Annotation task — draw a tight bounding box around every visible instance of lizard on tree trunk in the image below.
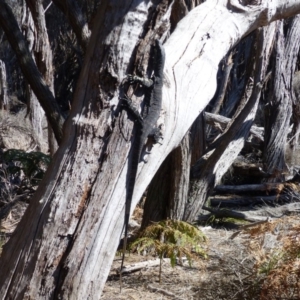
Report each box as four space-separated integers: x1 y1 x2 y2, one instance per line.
120 39 165 285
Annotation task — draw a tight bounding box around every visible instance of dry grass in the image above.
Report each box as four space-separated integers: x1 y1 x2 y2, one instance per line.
102 215 300 300
246 217 300 300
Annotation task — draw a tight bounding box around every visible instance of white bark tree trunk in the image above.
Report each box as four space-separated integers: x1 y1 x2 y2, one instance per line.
0 0 300 299
22 0 57 154
0 59 8 110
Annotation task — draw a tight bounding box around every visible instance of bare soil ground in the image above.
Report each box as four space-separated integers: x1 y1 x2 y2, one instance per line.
1 199 300 299
101 217 292 300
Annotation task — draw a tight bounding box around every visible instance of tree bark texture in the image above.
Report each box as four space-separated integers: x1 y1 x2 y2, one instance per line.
1 0 300 298
0 0 64 144
52 0 90 50
142 133 191 228
184 23 275 222
263 18 300 182
0 60 8 110
22 3 46 152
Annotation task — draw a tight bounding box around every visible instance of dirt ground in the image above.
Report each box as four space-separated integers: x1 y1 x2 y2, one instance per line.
101 221 279 300
1 198 299 299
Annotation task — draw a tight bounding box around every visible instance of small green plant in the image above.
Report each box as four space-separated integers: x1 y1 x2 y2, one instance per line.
131 219 207 283
3 149 51 185
258 251 284 276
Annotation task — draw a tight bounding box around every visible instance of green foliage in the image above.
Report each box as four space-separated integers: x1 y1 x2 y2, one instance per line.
258 251 284 276
3 149 51 185
131 220 207 269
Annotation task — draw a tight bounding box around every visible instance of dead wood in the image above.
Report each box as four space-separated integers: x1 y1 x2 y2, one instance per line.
117 258 170 274
231 159 267 178
147 284 176 297
200 202 300 226
215 183 284 194
204 112 264 141
201 206 272 222
0 1 64 143
210 195 278 207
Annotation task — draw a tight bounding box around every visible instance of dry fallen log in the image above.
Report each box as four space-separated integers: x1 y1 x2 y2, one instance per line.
200 202 300 224
201 206 272 222
210 195 278 207
215 183 284 194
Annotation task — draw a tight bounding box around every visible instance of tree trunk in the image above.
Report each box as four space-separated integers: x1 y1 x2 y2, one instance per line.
1 1 300 298
263 17 300 182
52 0 90 50
0 0 64 144
22 0 57 154
142 133 191 228
184 24 275 222
0 60 8 110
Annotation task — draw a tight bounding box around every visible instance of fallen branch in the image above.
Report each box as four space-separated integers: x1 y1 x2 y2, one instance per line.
117 258 170 274
229 219 271 239
210 195 278 207
147 284 176 297
200 202 300 225
204 112 264 141
202 206 271 222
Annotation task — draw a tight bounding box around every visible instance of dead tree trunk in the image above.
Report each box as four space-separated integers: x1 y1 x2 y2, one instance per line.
263 21 296 182
0 60 8 110
142 1 206 227
0 0 64 144
184 24 275 222
22 0 57 154
52 0 90 50
0 1 300 298
142 133 192 228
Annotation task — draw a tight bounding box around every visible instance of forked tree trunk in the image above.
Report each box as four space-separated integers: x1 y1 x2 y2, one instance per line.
0 1 300 299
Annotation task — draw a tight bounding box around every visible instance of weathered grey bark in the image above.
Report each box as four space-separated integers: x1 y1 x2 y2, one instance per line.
142 0 204 227
264 17 300 182
25 0 58 154
0 0 64 144
22 0 57 156
52 0 90 50
22 3 45 152
215 183 284 194
211 53 233 115
292 70 300 148
184 24 275 222
0 60 8 110
201 203 300 224
0 1 300 298
204 112 264 141
201 206 274 222
142 134 191 228
210 195 280 207
220 36 254 118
